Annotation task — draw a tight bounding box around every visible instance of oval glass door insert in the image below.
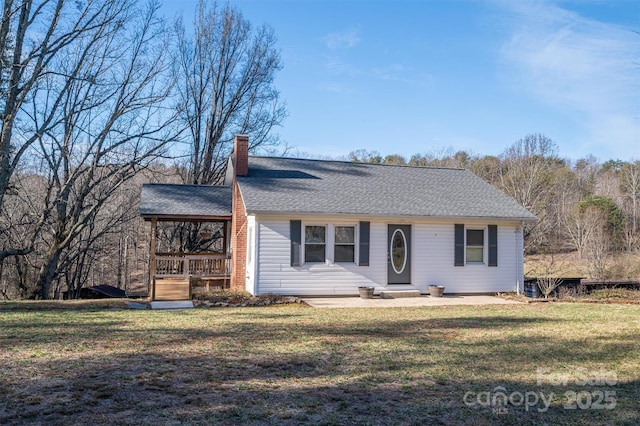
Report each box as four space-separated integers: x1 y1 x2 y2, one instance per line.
391 229 407 274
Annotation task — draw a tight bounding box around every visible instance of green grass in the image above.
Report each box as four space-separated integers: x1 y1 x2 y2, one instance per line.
1 302 638 425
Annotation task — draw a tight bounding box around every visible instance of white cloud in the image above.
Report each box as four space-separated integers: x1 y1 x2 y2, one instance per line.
372 64 435 88
497 0 640 158
323 56 362 77
318 82 356 94
322 29 361 49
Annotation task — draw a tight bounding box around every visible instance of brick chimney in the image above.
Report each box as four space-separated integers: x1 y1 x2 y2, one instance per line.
231 134 249 291
234 135 249 177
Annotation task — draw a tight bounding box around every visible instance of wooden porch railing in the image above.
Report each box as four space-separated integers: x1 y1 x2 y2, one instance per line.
155 253 231 279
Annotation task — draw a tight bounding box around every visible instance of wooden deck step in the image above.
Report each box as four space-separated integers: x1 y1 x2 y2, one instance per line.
379 290 421 299
154 277 190 301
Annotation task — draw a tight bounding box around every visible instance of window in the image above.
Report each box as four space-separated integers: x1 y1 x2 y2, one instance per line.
334 226 355 262
390 228 407 273
305 225 326 262
466 229 484 263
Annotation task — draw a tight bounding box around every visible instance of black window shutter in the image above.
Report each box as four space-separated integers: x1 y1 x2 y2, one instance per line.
359 221 370 266
454 224 464 266
488 225 498 267
290 220 302 266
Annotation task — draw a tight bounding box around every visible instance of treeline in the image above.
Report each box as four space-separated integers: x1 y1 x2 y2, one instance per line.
349 133 639 279
1 2 636 300
0 1 284 299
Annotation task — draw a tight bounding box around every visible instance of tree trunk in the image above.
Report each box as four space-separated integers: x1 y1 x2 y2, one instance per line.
36 246 62 300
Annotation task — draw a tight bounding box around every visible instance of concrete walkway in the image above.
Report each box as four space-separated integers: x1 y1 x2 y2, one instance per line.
302 295 521 308
149 301 194 310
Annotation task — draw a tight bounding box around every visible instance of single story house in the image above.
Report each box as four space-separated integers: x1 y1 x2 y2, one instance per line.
140 135 536 300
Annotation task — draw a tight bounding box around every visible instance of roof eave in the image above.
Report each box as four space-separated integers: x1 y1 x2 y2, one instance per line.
141 213 232 222
245 209 537 223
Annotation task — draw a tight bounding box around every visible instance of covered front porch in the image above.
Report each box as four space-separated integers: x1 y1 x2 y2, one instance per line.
140 184 233 301
152 249 231 301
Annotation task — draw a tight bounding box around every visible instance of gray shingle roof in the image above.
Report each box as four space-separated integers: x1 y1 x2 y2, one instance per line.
237 157 536 220
139 184 232 219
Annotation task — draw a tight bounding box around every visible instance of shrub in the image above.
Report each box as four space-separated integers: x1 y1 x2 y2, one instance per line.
537 277 562 299
192 289 252 304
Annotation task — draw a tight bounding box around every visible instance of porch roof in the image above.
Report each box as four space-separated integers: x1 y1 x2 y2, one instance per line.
139 183 232 221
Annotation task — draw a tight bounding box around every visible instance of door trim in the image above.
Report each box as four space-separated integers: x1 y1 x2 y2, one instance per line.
387 224 411 284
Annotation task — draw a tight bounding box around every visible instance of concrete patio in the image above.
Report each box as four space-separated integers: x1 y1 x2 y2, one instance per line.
302 295 522 308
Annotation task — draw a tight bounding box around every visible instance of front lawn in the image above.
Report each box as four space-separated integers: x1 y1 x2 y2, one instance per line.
0 302 638 425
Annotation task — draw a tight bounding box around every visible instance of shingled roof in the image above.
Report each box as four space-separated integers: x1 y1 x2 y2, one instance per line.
237 156 536 221
139 184 232 220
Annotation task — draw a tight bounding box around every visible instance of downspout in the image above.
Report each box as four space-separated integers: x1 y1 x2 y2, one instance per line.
516 220 524 295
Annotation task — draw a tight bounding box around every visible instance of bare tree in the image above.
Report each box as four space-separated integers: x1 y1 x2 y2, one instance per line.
0 0 133 262
498 134 563 252
596 168 622 200
169 1 286 254
550 166 581 251
382 154 406 165
349 149 382 164
21 0 176 298
537 276 562 299
0 172 48 297
408 148 475 169
583 206 611 279
573 155 599 196
469 155 502 186
499 134 560 213
563 204 597 259
173 1 286 185
619 161 640 251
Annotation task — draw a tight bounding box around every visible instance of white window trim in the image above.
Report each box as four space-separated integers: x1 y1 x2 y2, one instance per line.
303 223 328 264
301 223 358 265
333 224 358 264
465 226 487 265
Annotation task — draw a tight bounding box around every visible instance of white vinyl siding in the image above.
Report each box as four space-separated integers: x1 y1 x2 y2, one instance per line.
256 220 384 295
412 222 518 293
253 217 523 296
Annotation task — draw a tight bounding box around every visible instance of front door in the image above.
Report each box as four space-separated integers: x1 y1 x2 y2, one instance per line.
387 224 411 284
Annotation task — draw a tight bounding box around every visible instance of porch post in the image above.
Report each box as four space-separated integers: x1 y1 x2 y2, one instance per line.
224 220 231 257
224 220 231 287
149 218 157 300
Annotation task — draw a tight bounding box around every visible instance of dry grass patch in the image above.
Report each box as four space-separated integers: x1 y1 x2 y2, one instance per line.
525 252 588 278
0 298 132 311
0 303 638 425
526 251 640 280
582 288 640 304
192 290 305 307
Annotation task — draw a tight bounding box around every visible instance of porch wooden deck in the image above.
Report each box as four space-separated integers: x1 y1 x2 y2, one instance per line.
153 254 231 300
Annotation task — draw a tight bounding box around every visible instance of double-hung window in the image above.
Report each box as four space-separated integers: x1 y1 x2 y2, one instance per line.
304 225 326 262
334 226 355 262
455 224 497 267
466 229 484 263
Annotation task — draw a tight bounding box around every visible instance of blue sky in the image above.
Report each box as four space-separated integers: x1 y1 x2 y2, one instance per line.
162 0 640 162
